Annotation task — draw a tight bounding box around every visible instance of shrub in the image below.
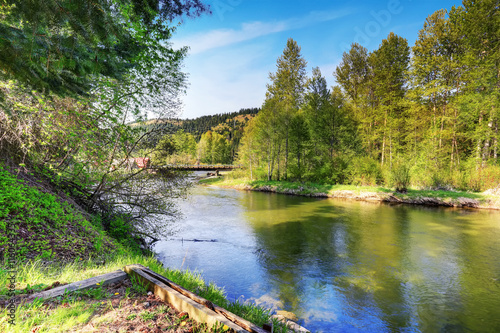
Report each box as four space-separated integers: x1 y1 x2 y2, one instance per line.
467 164 500 192
347 156 383 186
390 163 411 193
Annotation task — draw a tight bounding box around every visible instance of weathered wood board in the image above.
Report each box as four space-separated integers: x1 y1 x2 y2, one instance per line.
271 314 310 333
26 269 127 302
124 264 250 332
134 264 269 333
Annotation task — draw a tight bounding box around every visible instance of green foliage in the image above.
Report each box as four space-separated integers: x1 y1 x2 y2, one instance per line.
153 135 177 165
197 131 231 164
0 0 208 96
458 162 500 192
0 164 162 263
390 163 412 193
347 156 384 186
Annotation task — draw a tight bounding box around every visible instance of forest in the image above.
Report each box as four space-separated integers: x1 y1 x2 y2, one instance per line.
234 1 500 192
135 108 258 164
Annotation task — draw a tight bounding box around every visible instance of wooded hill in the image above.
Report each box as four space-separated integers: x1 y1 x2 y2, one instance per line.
133 108 258 140
129 108 259 165
133 107 259 154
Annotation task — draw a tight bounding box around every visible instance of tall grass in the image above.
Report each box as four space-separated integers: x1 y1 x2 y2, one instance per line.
0 254 281 332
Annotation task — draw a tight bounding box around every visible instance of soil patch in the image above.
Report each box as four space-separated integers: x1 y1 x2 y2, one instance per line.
10 278 214 333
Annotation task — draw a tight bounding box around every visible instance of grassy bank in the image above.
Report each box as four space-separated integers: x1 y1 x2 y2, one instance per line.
1 255 284 332
200 177 500 210
0 165 289 332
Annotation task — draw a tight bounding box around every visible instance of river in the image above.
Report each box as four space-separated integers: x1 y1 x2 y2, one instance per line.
153 185 500 332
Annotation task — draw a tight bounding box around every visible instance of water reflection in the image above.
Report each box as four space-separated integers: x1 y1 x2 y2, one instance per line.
240 192 500 332
156 187 500 332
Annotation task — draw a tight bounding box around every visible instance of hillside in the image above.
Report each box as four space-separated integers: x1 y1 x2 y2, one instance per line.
0 164 138 262
131 107 259 144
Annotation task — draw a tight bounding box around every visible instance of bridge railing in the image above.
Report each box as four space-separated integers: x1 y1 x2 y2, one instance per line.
152 164 242 169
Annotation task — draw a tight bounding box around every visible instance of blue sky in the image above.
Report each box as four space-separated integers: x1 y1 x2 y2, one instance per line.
170 0 463 119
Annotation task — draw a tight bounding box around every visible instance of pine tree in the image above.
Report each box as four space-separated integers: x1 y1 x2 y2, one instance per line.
265 38 307 179
369 32 410 167
0 0 208 96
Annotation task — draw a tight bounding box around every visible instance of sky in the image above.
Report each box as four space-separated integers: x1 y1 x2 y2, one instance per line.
169 0 463 119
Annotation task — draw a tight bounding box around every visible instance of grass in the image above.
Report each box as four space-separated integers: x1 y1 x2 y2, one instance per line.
0 165 123 262
400 188 482 200
0 164 291 332
200 176 490 206
0 254 287 332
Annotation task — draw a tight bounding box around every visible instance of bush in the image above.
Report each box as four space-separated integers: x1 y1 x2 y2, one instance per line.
390 163 411 193
347 156 383 186
466 164 500 192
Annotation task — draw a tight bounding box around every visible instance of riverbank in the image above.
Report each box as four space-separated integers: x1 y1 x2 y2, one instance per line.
0 165 289 332
199 177 500 210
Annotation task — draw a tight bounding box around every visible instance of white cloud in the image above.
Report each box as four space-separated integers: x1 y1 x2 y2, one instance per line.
172 9 352 55
178 42 273 118
171 9 353 118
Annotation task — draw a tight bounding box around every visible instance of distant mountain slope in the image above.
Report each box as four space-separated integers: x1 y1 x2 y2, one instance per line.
131 107 259 145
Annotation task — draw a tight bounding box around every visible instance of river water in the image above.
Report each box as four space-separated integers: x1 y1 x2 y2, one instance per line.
154 185 500 332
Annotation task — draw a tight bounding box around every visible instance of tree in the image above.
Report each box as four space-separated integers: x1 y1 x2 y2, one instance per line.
265 38 308 179
0 0 208 96
334 43 375 154
197 131 230 164
369 32 410 167
0 0 209 242
452 0 500 168
334 43 370 109
410 9 461 170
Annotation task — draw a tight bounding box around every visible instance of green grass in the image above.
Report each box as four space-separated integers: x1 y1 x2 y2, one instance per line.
0 164 289 332
0 165 124 261
4 299 96 333
0 254 285 332
397 188 482 200
200 176 490 205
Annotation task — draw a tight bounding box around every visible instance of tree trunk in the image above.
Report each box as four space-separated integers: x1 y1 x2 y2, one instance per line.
389 133 393 169
297 149 301 181
482 109 494 167
381 111 387 166
267 141 273 181
494 120 498 160
450 107 458 172
249 145 253 180
476 110 484 170
284 131 288 180
276 142 281 181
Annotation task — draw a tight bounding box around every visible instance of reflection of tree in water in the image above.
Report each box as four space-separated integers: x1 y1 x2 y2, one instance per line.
240 191 500 331
246 193 415 329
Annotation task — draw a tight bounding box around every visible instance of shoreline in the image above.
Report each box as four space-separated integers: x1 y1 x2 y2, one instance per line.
200 177 500 211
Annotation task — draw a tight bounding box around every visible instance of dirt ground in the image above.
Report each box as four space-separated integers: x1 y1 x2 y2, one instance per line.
18 278 218 333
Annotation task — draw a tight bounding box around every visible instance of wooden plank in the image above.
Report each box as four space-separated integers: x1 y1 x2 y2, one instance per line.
271 315 310 333
26 269 127 302
124 264 248 333
134 264 269 333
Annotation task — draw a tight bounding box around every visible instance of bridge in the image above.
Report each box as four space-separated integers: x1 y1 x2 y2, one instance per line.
151 164 242 171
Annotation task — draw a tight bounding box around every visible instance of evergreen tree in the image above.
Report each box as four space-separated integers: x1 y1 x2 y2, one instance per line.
369 32 410 167
0 0 208 96
265 38 308 179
